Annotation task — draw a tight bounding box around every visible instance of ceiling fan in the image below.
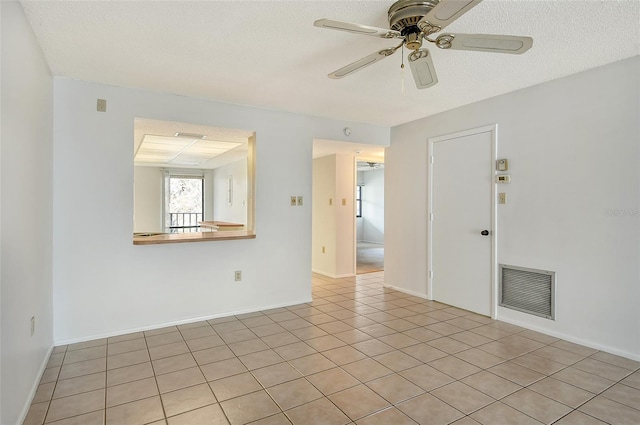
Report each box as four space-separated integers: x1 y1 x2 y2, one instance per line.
314 0 533 89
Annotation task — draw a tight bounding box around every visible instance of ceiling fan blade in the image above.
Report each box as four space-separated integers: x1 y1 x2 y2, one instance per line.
314 19 401 39
438 33 533 54
418 0 483 34
328 47 399 79
408 49 438 89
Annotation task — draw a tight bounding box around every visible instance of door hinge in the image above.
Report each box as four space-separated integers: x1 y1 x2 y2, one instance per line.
428 270 433 279
430 155 434 164
429 213 434 221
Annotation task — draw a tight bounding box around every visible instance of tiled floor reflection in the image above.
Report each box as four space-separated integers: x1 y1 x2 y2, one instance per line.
24 272 640 424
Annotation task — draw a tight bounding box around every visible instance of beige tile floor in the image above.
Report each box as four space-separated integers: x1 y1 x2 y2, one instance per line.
23 272 640 425
356 243 384 275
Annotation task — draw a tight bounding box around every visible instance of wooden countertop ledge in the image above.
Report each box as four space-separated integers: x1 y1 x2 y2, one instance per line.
133 230 255 245
199 220 244 228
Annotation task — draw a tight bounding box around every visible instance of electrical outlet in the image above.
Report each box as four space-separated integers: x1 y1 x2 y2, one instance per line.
499 193 507 204
31 316 35 336
234 270 242 282
96 99 107 112
290 196 297 206
297 196 303 206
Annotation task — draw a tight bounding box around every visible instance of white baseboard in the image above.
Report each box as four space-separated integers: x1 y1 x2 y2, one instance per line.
361 240 384 245
54 298 312 346
312 269 355 279
385 284 639 361
383 283 429 300
18 344 55 425
497 315 640 362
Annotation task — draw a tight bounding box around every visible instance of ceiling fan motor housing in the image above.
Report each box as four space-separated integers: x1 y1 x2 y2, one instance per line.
388 0 440 49
388 0 439 31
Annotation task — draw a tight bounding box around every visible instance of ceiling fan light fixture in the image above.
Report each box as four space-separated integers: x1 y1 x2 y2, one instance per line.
405 31 423 50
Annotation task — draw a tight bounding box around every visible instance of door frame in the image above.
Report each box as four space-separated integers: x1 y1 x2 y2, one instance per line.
427 124 498 319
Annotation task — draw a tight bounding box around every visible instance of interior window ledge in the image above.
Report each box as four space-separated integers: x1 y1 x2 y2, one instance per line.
133 231 255 245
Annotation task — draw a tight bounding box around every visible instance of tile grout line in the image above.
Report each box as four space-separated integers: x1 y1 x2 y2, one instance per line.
27 272 640 425
176 322 233 425
103 343 107 425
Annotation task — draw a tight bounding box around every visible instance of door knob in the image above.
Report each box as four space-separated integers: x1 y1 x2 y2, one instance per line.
481 230 490 236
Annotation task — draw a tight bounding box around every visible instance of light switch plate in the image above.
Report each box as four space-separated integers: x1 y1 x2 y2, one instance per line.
297 196 303 206
499 193 507 204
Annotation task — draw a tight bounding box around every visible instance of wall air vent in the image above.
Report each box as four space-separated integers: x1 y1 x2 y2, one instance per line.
499 264 555 320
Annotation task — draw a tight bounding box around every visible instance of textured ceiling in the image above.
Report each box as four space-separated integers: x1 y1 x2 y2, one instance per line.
21 0 640 127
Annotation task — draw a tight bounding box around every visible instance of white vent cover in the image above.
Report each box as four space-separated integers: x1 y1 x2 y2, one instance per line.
499 264 555 320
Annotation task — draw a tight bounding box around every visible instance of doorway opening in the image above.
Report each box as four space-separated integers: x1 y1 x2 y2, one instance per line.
356 161 385 274
311 139 386 278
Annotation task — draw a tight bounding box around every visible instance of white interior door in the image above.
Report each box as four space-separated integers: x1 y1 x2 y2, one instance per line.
429 127 495 316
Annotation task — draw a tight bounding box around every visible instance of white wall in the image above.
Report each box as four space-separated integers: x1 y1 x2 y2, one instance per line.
356 171 364 241
133 166 163 233
204 170 214 221
213 158 247 224
361 168 384 244
1 2 54 424
386 57 640 360
356 218 364 242
312 154 356 277
53 78 389 343
334 154 356 276
312 156 336 276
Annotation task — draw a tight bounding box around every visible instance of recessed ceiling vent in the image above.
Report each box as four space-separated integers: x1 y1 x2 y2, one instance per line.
499 264 555 320
174 132 206 139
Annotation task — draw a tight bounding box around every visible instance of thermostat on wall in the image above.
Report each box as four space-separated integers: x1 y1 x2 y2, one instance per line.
496 175 511 183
